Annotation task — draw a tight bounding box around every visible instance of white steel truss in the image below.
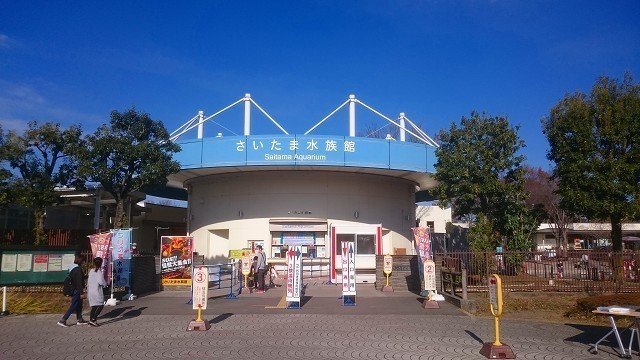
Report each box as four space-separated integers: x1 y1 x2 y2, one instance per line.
170 94 438 147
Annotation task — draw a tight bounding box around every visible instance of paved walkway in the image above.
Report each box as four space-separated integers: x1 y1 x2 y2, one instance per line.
0 284 633 359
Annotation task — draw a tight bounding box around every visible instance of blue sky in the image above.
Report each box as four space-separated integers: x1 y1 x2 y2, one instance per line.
1 1 639 169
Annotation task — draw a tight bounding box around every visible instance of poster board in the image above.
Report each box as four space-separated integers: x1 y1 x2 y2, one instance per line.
0 250 76 285
161 236 193 286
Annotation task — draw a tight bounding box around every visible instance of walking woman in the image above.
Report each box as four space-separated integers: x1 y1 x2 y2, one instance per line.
87 257 107 326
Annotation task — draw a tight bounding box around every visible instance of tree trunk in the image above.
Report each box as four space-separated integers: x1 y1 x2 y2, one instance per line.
611 215 624 281
611 216 623 252
560 226 568 258
114 199 125 229
33 208 47 245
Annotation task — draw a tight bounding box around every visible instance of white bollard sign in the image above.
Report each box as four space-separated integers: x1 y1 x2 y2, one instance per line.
423 259 437 292
342 241 356 296
192 266 209 310
286 246 302 303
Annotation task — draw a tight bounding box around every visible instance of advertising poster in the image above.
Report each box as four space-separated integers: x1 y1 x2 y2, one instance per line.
17 254 32 271
33 255 48 272
113 259 131 287
111 229 132 260
161 236 193 286
1 254 17 272
89 232 113 283
47 254 63 272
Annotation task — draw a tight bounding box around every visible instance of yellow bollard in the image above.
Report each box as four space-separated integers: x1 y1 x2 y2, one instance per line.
480 274 514 358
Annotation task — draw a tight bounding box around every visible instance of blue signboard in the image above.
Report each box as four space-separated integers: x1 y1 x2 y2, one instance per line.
174 135 435 174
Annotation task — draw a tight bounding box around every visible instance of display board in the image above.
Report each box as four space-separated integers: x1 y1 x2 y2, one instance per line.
0 250 76 285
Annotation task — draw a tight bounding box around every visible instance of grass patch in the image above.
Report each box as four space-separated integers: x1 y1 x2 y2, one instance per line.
470 291 640 325
7 292 69 314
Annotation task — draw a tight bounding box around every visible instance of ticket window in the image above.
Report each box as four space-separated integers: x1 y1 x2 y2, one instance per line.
335 234 376 255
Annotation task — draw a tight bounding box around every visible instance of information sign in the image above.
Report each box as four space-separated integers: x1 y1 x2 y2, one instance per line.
241 255 251 276
423 259 437 291
192 266 209 310
33 255 48 272
488 274 503 316
286 245 302 303
47 254 63 272
341 241 356 296
1 254 17 272
16 254 32 271
383 255 393 275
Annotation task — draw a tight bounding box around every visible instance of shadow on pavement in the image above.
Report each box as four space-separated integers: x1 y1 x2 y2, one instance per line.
300 296 313 307
564 323 625 358
465 330 485 345
209 313 233 324
98 306 148 325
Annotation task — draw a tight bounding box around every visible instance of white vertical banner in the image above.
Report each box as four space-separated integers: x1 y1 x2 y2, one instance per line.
342 241 356 296
286 246 302 303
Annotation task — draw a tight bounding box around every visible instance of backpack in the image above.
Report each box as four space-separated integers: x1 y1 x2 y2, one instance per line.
62 271 74 296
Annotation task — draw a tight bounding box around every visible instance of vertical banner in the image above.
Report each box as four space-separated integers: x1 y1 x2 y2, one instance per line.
341 241 356 296
111 229 132 288
412 227 432 261
111 229 132 260
412 227 432 292
113 259 131 287
89 232 113 283
423 259 437 291
161 236 193 286
286 245 302 303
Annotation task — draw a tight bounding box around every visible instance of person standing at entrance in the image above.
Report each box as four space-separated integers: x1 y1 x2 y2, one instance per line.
87 257 107 326
255 245 267 293
58 254 88 327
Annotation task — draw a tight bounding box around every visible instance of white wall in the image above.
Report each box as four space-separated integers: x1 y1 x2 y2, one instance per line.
186 171 417 260
416 204 451 233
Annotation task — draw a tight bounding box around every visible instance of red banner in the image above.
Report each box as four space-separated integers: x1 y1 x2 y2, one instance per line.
161 236 193 286
88 232 112 283
412 227 432 261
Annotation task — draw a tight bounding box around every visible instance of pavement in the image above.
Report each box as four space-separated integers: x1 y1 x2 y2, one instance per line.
0 282 634 359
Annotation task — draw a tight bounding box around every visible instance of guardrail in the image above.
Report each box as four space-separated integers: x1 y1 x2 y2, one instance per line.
199 261 242 299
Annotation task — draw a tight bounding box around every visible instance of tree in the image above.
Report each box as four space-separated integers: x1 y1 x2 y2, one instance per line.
77 108 181 229
524 167 572 255
433 111 537 251
0 122 83 244
542 74 640 252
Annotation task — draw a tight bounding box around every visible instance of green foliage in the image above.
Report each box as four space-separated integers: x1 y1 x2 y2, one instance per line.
543 74 640 251
468 214 498 251
77 108 180 228
0 122 83 244
434 112 539 253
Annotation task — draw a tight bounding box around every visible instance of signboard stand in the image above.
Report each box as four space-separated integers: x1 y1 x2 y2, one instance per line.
241 255 251 292
480 274 515 359
421 259 439 309
341 242 356 306
187 266 210 331
382 254 393 292
286 246 303 309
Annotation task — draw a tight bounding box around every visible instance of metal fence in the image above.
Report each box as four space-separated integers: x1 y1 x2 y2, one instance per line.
436 250 640 293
